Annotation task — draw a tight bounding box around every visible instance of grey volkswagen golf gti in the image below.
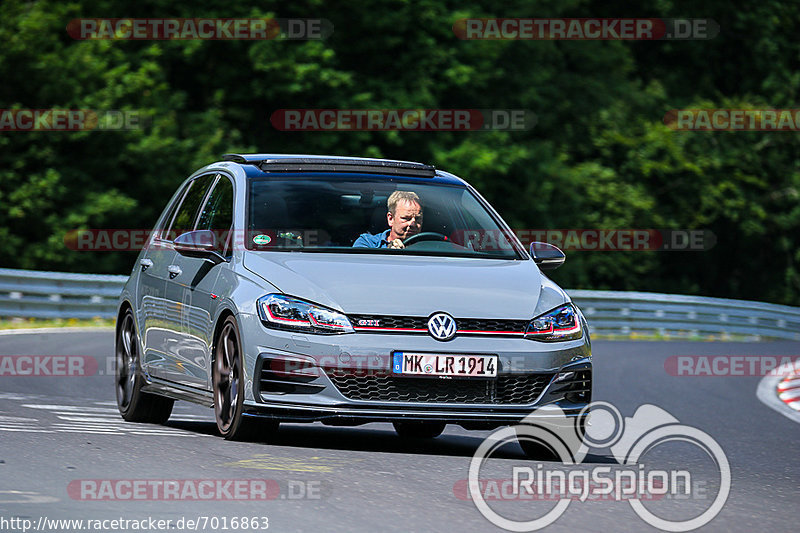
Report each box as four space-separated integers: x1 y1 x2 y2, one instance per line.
115 154 592 454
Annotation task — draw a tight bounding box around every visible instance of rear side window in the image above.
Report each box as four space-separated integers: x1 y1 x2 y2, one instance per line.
166 174 217 240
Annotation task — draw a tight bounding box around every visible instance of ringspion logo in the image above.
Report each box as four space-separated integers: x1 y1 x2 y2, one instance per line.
468 402 730 531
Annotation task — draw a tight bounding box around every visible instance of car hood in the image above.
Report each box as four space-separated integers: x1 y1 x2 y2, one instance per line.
243 252 545 318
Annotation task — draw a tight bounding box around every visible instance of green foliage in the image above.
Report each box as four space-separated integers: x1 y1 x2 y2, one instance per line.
0 0 798 305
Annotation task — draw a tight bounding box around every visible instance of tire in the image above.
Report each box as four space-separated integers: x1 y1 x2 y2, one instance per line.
213 316 278 440
116 309 174 423
393 421 446 439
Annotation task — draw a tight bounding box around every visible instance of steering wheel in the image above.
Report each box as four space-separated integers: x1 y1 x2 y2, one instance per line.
402 232 449 246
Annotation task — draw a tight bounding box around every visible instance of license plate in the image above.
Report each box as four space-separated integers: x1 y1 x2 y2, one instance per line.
392 352 497 377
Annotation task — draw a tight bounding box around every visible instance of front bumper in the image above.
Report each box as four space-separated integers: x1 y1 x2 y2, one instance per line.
242 400 587 428
245 358 591 427
239 312 592 426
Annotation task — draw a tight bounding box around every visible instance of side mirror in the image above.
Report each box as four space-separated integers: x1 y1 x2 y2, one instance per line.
530 242 565 270
173 230 226 264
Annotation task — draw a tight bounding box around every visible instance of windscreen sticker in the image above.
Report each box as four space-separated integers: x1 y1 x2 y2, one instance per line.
253 234 271 245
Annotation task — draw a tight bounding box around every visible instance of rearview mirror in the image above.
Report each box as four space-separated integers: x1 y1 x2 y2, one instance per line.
173 230 226 264
529 242 565 270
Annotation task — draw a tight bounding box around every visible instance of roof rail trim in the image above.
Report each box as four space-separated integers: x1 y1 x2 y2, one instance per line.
221 154 436 177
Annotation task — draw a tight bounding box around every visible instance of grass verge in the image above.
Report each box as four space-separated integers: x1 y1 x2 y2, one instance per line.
0 317 115 330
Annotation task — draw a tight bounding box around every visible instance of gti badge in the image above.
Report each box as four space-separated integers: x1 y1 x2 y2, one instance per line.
427 312 457 341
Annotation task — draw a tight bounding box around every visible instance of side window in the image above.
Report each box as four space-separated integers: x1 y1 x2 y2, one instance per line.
196 176 234 254
155 183 191 239
166 174 217 240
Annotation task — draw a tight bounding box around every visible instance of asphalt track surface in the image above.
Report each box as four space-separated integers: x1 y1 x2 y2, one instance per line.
0 331 798 532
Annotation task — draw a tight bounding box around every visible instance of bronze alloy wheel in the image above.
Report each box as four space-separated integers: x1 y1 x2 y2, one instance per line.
116 312 137 411
212 315 277 440
213 318 242 435
115 309 173 423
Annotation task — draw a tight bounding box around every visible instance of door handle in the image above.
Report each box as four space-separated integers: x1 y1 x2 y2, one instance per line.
168 265 182 279
139 258 153 272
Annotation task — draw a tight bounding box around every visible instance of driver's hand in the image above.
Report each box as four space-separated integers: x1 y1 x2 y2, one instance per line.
388 238 405 250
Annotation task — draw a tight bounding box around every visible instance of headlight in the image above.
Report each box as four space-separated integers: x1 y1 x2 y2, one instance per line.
525 304 582 342
257 294 354 334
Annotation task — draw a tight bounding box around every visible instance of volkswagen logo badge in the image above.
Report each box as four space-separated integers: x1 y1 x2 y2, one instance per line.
427 312 457 341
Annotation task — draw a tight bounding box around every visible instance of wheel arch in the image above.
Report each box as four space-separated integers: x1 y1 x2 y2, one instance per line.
116 300 134 337
211 307 238 364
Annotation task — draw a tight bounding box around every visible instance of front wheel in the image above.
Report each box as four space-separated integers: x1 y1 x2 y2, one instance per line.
115 309 173 423
213 316 277 440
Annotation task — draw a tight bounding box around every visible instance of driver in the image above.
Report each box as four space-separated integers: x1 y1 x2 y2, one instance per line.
353 191 422 249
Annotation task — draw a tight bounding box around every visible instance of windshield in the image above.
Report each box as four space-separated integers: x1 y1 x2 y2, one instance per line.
246 176 523 259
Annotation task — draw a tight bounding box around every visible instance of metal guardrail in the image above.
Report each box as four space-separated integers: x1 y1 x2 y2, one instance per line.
1 268 798 340
0 268 125 320
568 290 800 341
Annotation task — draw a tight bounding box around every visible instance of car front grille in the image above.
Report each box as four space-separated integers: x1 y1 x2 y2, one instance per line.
348 314 529 336
326 371 554 405
349 315 427 330
457 318 530 334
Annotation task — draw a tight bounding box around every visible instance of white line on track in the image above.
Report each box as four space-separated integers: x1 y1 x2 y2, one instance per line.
5 401 204 437
21 404 120 412
0 427 42 431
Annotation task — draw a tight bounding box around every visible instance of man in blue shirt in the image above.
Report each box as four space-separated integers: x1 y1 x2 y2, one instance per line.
353 191 423 249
